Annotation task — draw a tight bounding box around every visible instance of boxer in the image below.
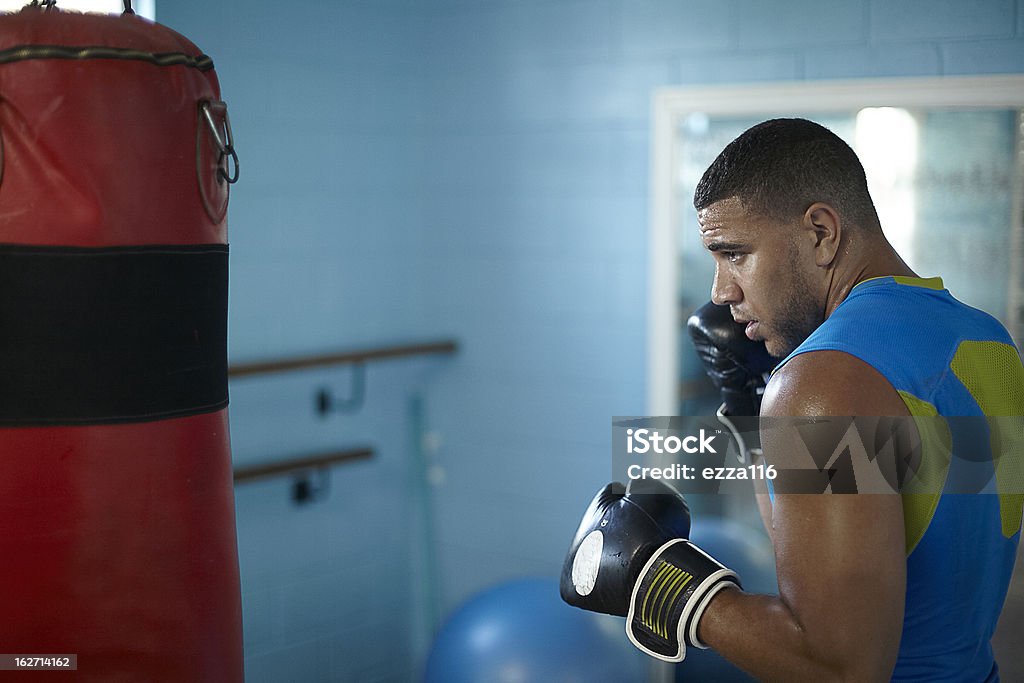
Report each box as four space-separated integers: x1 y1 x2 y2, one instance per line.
563 118 1022 681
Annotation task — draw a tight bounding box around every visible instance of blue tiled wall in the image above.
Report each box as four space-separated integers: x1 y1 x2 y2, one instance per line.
159 1 1024 680
161 2 436 681
418 0 1024 623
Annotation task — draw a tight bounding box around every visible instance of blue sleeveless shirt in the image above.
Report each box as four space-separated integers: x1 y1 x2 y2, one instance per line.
775 276 1023 682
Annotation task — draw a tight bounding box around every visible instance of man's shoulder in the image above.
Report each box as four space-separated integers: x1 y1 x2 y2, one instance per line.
763 350 910 418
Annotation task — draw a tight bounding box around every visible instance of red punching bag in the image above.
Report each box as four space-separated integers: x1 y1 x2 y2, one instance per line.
0 4 243 681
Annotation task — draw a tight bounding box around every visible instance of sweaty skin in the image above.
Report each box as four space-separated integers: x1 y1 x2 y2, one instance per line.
695 196 917 682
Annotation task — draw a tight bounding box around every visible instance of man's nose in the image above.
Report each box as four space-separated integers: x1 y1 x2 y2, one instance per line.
710 264 741 306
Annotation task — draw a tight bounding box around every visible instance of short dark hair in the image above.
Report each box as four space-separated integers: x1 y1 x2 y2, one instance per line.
693 118 881 231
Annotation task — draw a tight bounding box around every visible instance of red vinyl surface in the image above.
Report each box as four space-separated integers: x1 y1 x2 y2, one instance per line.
0 8 242 681
0 8 229 246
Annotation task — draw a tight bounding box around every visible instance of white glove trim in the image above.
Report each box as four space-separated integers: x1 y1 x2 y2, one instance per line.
625 538 739 662
716 402 763 465
688 571 739 649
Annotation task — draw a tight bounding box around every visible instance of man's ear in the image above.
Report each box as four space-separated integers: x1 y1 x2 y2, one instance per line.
802 202 841 267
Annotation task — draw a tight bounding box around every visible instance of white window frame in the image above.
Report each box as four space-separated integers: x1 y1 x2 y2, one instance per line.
647 75 1024 415
0 1 154 20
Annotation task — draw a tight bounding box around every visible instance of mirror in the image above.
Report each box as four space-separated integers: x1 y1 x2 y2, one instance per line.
648 76 1024 416
645 76 1024 682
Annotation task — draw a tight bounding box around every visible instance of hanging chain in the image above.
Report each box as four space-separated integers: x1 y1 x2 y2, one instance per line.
29 1 135 14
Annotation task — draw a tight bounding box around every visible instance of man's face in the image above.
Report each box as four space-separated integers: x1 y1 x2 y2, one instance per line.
697 197 823 358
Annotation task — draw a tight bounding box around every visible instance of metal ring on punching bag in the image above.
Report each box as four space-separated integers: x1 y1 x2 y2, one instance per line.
197 99 237 224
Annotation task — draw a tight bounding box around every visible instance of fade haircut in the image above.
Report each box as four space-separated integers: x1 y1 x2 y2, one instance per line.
693 118 881 231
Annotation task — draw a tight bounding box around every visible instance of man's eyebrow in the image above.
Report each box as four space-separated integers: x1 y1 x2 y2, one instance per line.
704 241 745 252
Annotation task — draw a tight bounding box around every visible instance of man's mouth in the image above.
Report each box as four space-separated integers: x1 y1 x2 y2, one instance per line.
733 314 759 340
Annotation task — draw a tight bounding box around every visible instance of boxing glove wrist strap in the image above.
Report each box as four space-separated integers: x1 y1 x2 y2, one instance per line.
626 539 740 662
720 385 761 418
716 403 763 465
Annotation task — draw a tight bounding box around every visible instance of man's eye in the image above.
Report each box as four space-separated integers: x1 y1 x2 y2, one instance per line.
723 251 743 263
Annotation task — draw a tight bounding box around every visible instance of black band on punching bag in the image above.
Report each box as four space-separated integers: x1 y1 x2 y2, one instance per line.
0 244 228 426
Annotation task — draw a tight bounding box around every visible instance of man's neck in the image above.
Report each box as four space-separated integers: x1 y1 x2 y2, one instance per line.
823 246 917 319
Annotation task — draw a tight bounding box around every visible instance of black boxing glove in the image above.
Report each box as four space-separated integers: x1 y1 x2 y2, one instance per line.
687 301 776 463
560 479 740 662
687 300 775 416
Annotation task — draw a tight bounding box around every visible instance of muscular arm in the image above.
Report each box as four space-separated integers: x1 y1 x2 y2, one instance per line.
751 459 775 542
698 351 908 682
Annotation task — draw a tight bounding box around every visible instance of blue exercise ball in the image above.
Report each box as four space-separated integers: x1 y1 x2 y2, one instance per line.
424 578 647 682
676 516 777 682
